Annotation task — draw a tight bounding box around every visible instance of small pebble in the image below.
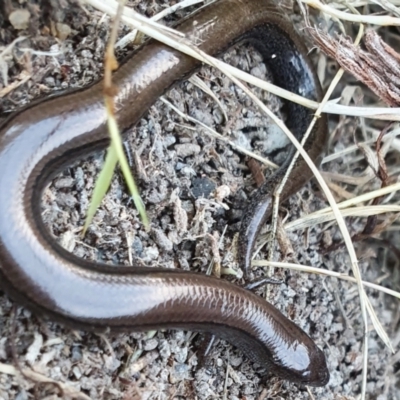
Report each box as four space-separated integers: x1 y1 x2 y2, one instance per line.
191 177 216 199
142 246 159 262
229 355 242 367
56 22 71 40
143 338 158 351
9 9 30 30
163 135 176 146
56 193 77 208
44 77 56 87
14 390 28 400
54 177 74 189
152 228 173 252
131 236 143 256
71 345 83 362
72 365 82 379
158 340 171 359
180 166 196 177
169 363 189 383
80 49 93 59
175 143 200 158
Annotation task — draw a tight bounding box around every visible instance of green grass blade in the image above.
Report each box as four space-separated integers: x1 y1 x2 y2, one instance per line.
107 107 149 230
83 144 118 235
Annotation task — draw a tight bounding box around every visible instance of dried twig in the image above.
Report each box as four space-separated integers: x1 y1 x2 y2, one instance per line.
310 28 400 106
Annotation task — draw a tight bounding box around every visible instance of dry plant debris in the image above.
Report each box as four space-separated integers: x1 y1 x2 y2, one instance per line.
310 28 400 106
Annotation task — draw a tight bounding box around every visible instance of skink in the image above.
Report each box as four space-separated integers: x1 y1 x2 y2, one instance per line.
0 0 329 386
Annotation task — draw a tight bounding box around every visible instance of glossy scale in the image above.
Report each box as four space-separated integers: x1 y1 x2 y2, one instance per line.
0 0 329 386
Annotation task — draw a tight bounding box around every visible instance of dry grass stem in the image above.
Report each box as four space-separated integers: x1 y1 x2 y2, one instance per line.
285 205 400 231
252 260 400 305
302 0 400 25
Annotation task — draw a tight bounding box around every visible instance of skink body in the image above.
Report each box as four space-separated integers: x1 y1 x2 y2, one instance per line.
0 0 329 386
